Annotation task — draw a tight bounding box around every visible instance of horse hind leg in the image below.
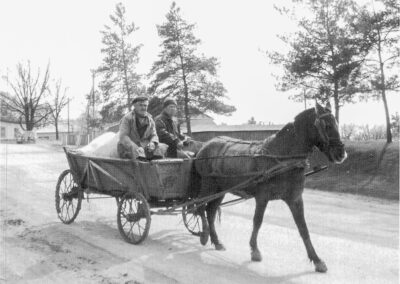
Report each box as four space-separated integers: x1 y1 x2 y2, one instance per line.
285 196 328 273
197 177 214 246
250 198 268 262
206 196 225 250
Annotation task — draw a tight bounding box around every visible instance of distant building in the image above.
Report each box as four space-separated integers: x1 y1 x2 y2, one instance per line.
187 124 284 142
0 118 23 142
179 114 283 141
184 114 216 128
36 123 70 140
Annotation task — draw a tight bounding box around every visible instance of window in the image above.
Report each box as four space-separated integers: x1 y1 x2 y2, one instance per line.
1 127 5 138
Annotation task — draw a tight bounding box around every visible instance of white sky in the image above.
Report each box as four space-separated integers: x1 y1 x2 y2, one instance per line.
0 0 398 126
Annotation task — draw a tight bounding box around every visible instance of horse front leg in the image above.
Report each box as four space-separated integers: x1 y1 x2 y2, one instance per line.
250 198 268 261
198 205 210 245
206 196 225 250
285 196 327 273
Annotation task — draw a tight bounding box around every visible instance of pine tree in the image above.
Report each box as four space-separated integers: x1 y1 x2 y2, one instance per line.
148 2 235 135
269 0 372 122
97 2 143 123
359 0 399 143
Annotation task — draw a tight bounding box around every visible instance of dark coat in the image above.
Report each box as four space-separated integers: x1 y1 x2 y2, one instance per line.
155 111 185 157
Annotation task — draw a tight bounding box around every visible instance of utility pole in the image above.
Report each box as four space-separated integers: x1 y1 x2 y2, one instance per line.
91 70 95 119
67 98 70 135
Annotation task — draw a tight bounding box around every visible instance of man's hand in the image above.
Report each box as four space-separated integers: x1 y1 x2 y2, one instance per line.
182 136 191 147
177 140 184 150
136 147 146 158
146 142 156 152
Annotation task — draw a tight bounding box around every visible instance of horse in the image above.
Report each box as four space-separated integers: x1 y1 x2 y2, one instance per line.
194 103 347 273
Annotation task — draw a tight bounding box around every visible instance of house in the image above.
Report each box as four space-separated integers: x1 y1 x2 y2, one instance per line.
187 124 284 142
184 113 216 128
0 118 23 142
180 114 283 141
36 122 70 140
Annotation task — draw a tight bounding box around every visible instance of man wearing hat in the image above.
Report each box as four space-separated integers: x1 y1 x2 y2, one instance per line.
155 98 190 158
118 96 163 160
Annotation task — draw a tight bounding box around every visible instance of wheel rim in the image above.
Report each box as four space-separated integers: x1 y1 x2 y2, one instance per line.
56 170 82 224
183 205 202 236
118 193 150 244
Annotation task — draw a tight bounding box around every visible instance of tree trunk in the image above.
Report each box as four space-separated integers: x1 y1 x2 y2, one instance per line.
381 85 392 143
333 81 340 123
55 118 59 140
377 32 392 143
28 101 35 131
121 36 132 111
177 35 191 136
183 79 191 136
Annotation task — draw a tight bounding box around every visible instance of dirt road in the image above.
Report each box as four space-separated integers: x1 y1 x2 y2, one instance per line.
0 144 398 283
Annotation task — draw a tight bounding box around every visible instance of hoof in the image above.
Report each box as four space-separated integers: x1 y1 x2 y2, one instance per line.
314 260 328 273
214 243 226 251
200 231 209 246
251 250 262 262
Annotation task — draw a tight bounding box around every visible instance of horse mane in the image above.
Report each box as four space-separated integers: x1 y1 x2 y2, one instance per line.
294 108 316 124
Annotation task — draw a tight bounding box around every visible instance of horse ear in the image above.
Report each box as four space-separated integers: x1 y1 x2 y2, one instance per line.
325 101 332 112
315 102 324 115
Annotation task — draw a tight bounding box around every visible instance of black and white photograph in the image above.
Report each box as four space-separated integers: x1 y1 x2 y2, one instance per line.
0 0 399 283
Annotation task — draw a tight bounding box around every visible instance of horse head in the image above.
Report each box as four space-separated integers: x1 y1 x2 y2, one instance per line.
295 102 347 164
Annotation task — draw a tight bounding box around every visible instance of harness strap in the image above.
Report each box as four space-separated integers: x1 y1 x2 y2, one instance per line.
194 153 308 161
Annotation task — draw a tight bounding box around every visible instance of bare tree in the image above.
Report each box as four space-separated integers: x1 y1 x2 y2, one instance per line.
1 62 51 131
48 79 68 140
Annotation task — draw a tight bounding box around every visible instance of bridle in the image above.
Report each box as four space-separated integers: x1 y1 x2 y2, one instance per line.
313 112 344 150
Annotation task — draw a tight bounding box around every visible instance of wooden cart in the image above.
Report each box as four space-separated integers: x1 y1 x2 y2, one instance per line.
55 148 327 244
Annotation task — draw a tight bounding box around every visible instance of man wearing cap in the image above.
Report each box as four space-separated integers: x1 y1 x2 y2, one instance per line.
155 98 190 158
118 96 163 160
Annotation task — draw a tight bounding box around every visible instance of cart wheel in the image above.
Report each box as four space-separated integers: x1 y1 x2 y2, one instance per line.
117 192 151 244
55 169 82 224
182 204 203 236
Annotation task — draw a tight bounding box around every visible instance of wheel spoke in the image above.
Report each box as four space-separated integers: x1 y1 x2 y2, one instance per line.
121 201 127 214
128 222 135 240
61 200 67 211
187 214 196 224
61 201 68 219
121 219 128 229
194 218 200 231
66 203 71 220
138 222 145 233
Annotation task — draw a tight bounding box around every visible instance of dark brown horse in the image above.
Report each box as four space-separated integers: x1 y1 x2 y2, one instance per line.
194 103 347 273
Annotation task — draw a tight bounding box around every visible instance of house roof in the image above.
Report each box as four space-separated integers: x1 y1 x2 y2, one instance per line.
190 124 284 133
190 113 214 120
0 117 20 124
